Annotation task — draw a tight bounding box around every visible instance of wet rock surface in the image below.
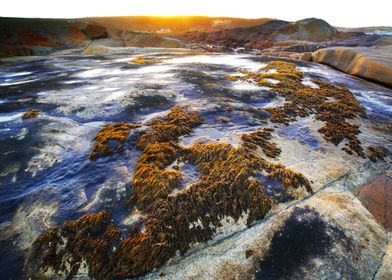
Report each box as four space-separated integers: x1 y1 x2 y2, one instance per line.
311 46 392 88
0 51 391 279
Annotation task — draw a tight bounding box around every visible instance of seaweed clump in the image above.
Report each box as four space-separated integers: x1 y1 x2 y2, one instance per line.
131 56 166 64
224 60 366 156
367 146 388 162
22 108 40 120
241 128 281 158
27 107 313 280
127 106 203 211
89 122 141 160
26 211 120 279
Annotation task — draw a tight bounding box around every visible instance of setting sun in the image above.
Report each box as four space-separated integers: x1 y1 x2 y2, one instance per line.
1 0 391 27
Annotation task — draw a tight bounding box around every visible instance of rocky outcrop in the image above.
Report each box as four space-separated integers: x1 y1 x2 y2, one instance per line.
0 18 185 58
133 183 390 279
270 18 338 42
82 24 108 39
181 18 340 51
120 32 184 48
311 46 392 87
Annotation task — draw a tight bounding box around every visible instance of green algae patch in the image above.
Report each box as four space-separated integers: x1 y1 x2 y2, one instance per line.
27 106 313 280
22 108 40 120
89 122 141 160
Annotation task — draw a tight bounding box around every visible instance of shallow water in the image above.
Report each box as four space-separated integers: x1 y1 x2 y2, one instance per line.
0 51 391 279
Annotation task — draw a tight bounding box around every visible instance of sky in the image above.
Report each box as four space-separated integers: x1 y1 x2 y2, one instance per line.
1 0 391 27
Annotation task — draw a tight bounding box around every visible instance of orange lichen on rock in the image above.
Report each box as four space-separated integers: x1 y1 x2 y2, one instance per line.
22 108 40 120
241 128 281 158
89 122 141 160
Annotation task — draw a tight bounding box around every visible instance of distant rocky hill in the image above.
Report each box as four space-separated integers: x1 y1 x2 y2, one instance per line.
86 16 272 34
0 17 188 57
0 16 271 57
180 18 346 49
180 18 390 54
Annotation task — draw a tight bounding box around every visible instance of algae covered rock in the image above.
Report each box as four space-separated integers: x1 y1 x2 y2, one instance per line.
142 184 389 280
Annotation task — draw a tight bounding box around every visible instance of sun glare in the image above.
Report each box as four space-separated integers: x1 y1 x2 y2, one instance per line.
0 0 391 27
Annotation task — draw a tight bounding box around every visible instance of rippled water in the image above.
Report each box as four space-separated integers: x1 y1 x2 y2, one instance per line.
0 51 391 279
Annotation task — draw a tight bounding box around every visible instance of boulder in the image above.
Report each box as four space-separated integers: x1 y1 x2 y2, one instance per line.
82 24 108 40
270 18 338 42
311 46 392 87
67 26 87 45
300 52 313 61
121 32 184 48
374 35 392 46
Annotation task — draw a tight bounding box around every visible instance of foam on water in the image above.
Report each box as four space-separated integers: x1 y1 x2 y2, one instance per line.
0 78 39 86
0 113 23 123
169 54 265 72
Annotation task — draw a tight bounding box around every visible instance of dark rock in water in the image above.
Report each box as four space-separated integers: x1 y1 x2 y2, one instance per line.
256 206 356 280
82 24 108 40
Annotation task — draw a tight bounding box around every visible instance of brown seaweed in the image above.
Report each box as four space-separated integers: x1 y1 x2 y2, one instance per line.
89 122 141 160
224 60 366 156
241 128 281 158
27 106 313 280
22 108 40 120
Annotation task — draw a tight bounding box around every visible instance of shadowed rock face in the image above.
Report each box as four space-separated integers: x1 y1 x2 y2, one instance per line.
256 206 355 280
